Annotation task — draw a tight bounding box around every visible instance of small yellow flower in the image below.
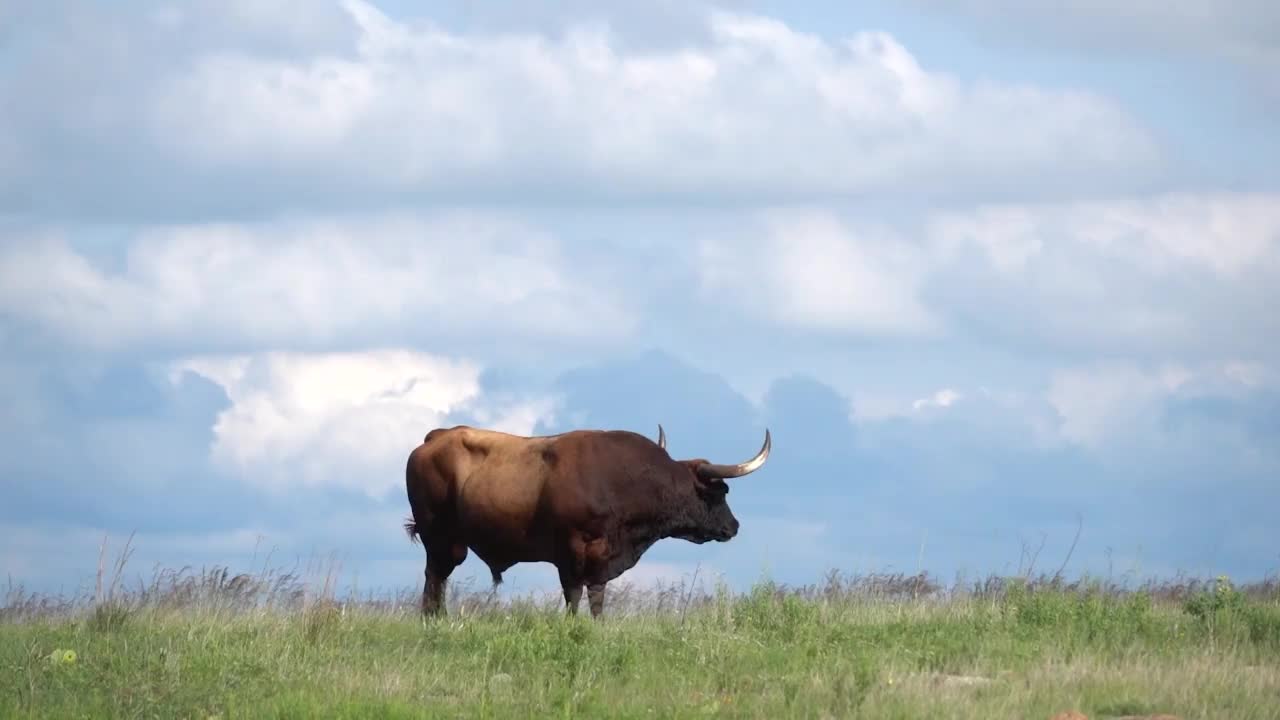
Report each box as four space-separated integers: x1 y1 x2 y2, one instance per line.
46 648 77 666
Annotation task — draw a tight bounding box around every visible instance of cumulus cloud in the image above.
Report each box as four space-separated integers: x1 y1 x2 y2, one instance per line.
933 192 1280 277
1047 363 1193 448
691 191 1280 356
2 0 1162 219
698 210 936 337
0 212 632 354
1042 359 1280 457
173 349 556 497
924 192 1280 359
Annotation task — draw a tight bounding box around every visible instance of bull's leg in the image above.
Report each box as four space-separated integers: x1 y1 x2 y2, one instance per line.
557 563 584 616
558 566 583 609
422 541 467 618
563 584 584 615
421 558 446 617
587 583 606 618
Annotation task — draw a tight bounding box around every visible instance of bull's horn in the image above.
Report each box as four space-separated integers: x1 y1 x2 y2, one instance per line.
696 429 771 479
657 424 667 450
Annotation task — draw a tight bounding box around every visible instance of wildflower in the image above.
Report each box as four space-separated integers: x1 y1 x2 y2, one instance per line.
46 648 77 666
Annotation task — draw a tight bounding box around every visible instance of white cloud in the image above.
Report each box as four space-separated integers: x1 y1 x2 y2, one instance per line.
1047 363 1191 447
912 388 962 411
932 192 1280 277
0 212 632 353
692 192 1279 352
698 210 937 336
4 0 1162 217
1044 359 1278 449
925 191 1280 358
173 349 555 497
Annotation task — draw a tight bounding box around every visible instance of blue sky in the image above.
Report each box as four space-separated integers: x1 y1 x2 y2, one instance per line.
2 0 1278 599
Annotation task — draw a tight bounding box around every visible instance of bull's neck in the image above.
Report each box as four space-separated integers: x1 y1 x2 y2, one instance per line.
620 485 701 545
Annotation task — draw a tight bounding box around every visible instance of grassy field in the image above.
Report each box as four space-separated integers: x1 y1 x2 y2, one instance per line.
3 560 1279 719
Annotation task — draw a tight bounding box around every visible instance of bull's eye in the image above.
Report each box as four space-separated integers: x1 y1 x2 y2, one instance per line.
697 479 728 499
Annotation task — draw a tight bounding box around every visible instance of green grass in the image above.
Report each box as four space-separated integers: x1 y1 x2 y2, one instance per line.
3 569 1279 719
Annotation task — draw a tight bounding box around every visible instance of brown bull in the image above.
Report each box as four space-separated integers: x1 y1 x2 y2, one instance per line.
403 423 770 618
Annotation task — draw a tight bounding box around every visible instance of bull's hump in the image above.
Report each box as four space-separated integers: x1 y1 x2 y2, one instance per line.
423 424 472 444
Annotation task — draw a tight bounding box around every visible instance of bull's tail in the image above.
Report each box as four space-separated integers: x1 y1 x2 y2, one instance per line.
403 518 420 544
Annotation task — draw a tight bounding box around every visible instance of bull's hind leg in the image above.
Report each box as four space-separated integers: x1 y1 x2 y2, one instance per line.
422 539 467 617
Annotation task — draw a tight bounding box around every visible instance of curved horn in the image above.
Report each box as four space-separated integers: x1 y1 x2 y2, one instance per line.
657 424 667 450
696 429 771 480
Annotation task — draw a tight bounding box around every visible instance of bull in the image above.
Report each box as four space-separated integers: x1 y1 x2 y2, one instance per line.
403 423 770 618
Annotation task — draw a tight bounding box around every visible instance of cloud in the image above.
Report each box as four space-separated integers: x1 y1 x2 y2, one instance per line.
4 348 1278 596
935 192 1280 277
689 191 1280 356
174 349 556 497
0 359 260 535
698 210 937 337
912 388 962 411
1047 363 1193 448
0 212 633 355
1035 360 1280 506
2 0 1163 220
924 192 1280 360
543 349 763 462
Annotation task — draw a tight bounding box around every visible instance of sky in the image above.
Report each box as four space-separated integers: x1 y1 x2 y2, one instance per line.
2 0 1278 601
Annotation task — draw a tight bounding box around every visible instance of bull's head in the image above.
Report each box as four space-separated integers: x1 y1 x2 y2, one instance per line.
667 429 771 544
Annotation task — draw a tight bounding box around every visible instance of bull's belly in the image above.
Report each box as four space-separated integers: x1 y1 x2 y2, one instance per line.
456 513 558 570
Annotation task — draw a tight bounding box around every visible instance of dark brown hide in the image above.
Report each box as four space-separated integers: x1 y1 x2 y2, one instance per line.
403 424 769 618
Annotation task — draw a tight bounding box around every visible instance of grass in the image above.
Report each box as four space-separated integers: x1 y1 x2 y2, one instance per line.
3 550 1279 719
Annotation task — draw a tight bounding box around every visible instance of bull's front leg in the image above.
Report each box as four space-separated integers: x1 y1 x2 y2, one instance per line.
557 564 584 615
587 583 606 618
563 584 584 614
